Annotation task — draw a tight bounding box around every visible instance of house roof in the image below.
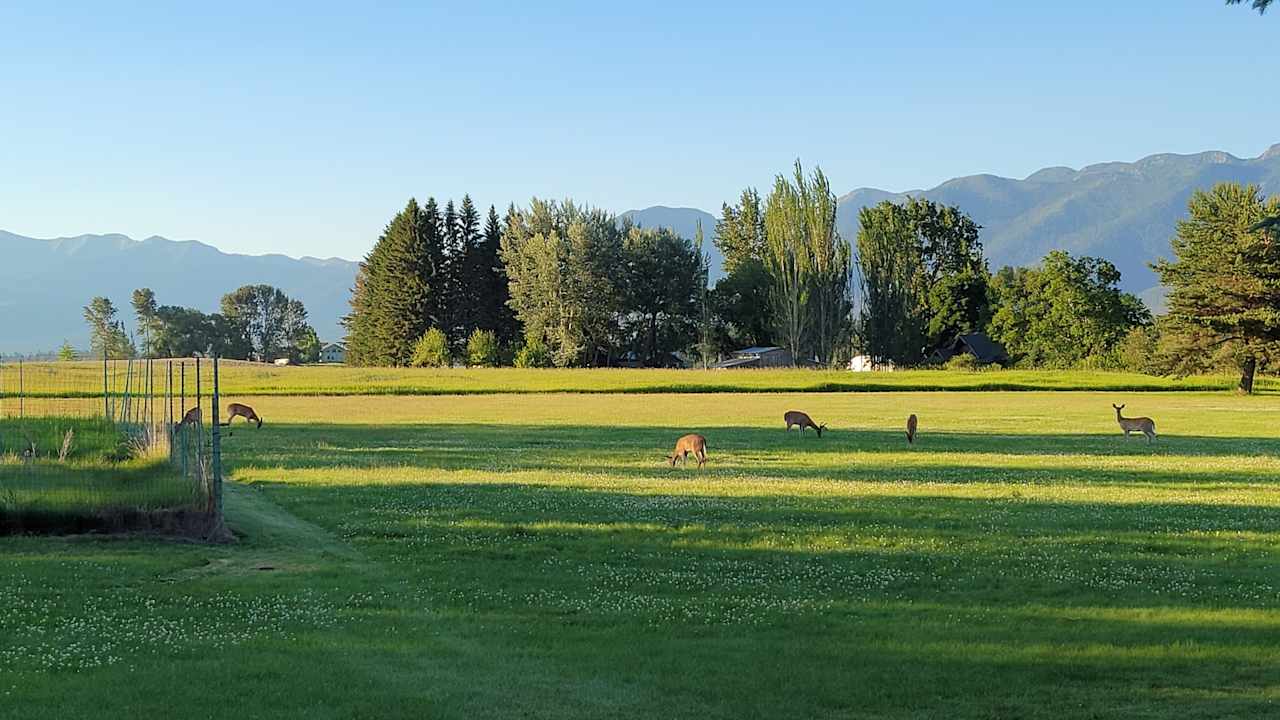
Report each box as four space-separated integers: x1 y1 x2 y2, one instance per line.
736 346 784 355
712 356 761 369
321 342 346 351
956 333 1006 362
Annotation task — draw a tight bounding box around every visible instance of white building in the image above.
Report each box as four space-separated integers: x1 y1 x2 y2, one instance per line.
848 355 895 372
320 342 347 364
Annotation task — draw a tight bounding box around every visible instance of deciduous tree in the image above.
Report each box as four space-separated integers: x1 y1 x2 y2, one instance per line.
990 251 1150 368
220 284 314 363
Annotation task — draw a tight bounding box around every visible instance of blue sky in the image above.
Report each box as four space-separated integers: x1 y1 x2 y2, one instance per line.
1 1 1276 261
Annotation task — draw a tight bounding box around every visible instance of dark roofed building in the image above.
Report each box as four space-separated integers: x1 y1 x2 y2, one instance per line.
929 332 1008 366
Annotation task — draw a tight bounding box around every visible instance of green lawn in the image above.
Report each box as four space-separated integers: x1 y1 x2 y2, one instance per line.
2 391 1279 718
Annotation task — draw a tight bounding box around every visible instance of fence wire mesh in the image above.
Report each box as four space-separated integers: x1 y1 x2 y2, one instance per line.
0 356 223 536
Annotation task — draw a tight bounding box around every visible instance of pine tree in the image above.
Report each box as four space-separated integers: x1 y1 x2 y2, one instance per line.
439 200 463 345
476 205 519 345
421 198 446 330
1155 183 1280 393
343 199 433 366
453 196 483 347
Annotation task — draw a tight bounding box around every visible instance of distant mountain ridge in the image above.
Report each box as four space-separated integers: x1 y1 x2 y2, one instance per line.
7 145 1277 353
628 144 1280 308
0 230 358 354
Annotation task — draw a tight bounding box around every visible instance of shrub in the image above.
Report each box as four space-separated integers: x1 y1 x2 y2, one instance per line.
410 328 451 368
1115 326 1161 374
513 338 551 368
943 353 979 372
467 329 500 368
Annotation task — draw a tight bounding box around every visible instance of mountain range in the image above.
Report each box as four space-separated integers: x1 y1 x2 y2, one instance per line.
0 231 358 354
4 145 1278 354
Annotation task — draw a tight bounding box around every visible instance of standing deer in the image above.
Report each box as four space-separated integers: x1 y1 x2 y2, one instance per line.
667 434 708 468
906 414 918 445
783 411 826 437
1112 404 1157 443
222 402 263 429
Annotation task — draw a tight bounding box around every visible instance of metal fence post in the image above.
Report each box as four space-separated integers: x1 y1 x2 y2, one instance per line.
211 356 223 522
18 358 23 419
167 360 173 427
195 356 201 420
102 351 109 422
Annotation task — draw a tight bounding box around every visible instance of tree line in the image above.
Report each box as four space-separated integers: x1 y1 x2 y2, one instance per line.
339 165 1280 391
81 284 319 362
344 196 706 368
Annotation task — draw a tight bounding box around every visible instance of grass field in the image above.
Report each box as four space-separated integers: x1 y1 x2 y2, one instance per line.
6 360 1277 397
3 390 1279 718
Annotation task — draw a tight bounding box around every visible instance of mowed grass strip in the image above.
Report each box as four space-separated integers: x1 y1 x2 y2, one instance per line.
3 391 1279 719
9 361 1278 396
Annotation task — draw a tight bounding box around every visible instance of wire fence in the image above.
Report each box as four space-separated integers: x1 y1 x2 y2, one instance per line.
0 355 226 538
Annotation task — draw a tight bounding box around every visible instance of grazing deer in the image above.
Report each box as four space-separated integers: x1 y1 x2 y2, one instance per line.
175 406 201 431
1112 404 1157 443
667 434 708 468
222 402 263 429
783 411 826 438
906 414 918 445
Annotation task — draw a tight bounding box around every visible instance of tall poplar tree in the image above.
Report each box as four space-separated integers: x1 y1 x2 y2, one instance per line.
762 161 851 365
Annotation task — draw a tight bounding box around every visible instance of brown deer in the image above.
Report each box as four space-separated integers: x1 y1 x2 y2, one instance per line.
1112 404 1156 443
667 434 708 468
175 406 201 431
783 410 826 437
906 414 918 445
222 402 263 429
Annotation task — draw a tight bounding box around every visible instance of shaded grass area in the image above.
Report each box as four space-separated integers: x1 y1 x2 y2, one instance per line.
3 392 1280 718
0 418 204 530
8 361 1278 396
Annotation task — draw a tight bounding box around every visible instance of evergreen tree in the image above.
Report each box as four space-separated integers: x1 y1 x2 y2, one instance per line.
344 199 433 366
452 195 483 347
1155 182 1280 393
439 200 463 344
421 198 447 330
479 205 520 346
